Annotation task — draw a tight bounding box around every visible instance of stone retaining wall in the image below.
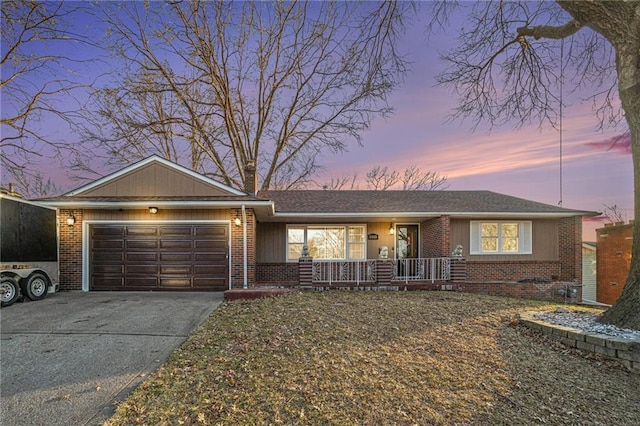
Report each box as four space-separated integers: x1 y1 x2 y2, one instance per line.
519 311 640 375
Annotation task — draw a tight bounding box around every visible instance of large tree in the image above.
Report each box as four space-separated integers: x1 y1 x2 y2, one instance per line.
81 1 412 191
0 0 86 195
430 1 639 328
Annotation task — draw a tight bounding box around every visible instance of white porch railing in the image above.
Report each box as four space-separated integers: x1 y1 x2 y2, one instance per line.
312 260 377 285
392 258 451 283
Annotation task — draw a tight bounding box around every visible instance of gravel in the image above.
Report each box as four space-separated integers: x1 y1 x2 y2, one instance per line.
535 309 640 340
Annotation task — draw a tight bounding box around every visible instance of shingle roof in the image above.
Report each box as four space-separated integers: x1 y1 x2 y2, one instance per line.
257 190 597 216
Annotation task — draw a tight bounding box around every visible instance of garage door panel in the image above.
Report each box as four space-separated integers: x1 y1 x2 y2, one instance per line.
93 264 123 274
193 277 227 289
160 240 192 250
126 264 159 275
194 252 226 262
124 276 158 287
90 224 228 291
126 240 158 250
93 240 124 249
159 277 192 287
126 227 158 236
161 265 192 274
92 252 123 262
160 226 193 236
92 277 124 289
160 253 191 262
127 252 158 262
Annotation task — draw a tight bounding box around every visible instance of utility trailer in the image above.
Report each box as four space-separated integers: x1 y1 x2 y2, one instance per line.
1 193 59 307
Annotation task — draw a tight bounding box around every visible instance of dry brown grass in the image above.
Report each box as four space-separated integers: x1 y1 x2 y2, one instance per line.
104 291 640 425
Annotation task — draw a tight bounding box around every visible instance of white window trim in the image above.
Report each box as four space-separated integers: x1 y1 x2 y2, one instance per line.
286 224 367 262
470 220 532 255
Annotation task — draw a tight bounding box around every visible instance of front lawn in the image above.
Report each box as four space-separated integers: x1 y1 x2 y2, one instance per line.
105 292 640 425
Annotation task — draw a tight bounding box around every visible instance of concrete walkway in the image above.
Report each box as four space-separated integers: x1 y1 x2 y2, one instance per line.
0 291 223 426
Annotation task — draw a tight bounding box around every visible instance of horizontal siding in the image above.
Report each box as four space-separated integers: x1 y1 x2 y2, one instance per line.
450 218 559 261
83 162 232 197
84 209 232 221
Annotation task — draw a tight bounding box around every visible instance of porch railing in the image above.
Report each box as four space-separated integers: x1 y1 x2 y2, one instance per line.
310 258 451 285
312 260 377 285
392 258 451 283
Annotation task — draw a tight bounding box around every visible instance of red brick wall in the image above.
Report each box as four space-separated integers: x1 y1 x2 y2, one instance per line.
559 216 583 283
596 222 633 304
256 263 299 286
466 260 562 282
462 281 582 303
58 209 83 290
230 208 256 289
421 215 450 258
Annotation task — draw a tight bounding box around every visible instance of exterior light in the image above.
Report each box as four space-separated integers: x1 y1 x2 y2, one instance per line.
234 216 242 227
66 215 75 226
149 207 159 214
389 223 395 235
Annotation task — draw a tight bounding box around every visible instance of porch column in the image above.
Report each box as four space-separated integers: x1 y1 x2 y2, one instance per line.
376 259 393 287
299 255 313 289
450 257 466 289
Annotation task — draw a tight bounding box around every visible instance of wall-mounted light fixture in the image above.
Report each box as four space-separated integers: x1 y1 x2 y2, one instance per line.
389 223 395 235
149 206 159 214
234 216 242 227
66 215 76 226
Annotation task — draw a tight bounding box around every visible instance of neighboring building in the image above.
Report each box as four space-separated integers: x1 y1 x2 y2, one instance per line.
596 221 633 305
581 242 597 303
38 156 597 300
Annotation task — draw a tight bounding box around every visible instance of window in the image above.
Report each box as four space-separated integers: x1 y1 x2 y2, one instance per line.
286 225 366 261
470 221 532 255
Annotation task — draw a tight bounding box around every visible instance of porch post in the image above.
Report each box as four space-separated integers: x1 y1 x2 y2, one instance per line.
450 257 466 289
299 254 313 289
376 259 393 287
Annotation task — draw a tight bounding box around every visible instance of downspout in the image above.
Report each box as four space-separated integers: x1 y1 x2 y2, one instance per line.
242 204 248 289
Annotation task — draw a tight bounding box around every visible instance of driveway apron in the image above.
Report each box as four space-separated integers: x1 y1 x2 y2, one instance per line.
0 291 223 426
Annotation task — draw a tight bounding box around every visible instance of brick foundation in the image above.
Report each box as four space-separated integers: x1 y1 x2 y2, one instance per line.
256 263 299 287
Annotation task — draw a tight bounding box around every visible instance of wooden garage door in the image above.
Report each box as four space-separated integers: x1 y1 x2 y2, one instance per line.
90 224 228 291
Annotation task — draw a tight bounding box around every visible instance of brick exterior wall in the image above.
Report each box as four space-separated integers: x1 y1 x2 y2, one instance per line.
58 209 83 290
465 260 562 282
596 222 633 304
230 208 256 289
256 263 299 286
559 216 583 283
462 281 582 303
421 216 451 258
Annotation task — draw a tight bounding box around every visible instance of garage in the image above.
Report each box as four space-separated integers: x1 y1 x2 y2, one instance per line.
90 223 229 291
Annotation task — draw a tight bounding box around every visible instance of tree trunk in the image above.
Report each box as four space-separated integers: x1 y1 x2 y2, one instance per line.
598 45 640 329
557 1 640 330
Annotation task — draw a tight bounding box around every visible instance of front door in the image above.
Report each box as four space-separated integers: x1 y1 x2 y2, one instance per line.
396 224 419 277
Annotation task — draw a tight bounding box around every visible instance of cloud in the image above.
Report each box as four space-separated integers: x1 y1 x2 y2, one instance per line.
584 132 631 155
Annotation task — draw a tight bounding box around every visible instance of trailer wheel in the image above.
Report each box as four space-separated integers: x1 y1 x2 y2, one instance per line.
1 277 20 307
21 272 50 301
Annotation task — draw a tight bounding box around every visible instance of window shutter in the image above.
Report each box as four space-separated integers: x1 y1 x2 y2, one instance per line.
520 221 532 254
470 222 481 254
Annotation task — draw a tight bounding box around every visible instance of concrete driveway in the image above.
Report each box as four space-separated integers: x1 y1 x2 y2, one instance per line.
0 291 223 426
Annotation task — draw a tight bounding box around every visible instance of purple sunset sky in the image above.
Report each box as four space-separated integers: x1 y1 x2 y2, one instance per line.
1 3 633 241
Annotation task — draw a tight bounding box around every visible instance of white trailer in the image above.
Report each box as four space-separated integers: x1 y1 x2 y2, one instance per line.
1 193 59 307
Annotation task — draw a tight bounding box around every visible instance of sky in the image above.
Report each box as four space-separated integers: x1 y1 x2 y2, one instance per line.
1 2 634 242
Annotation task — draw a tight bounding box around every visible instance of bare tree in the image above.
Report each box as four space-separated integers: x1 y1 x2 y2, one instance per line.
1 0 87 194
602 204 628 224
429 1 640 329
80 1 412 191
320 164 448 190
366 165 401 190
400 165 448 190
